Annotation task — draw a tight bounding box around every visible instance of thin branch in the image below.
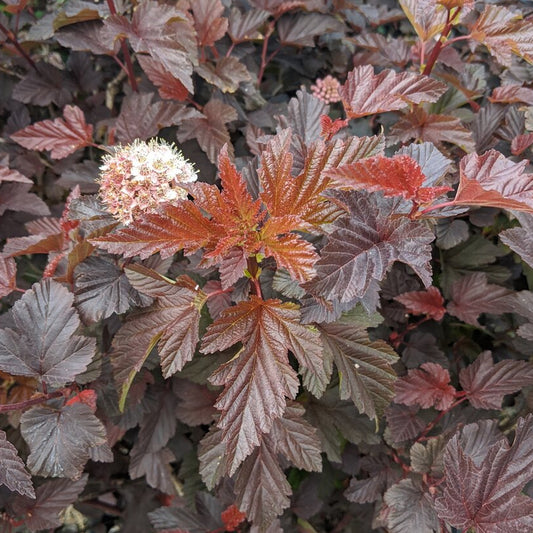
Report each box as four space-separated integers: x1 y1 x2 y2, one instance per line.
105 0 138 92
0 390 64 413
0 21 39 73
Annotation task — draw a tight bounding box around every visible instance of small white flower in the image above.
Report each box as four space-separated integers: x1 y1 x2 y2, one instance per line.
98 139 197 225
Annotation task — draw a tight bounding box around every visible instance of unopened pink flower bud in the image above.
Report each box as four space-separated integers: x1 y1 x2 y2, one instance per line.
311 75 342 104
98 139 197 225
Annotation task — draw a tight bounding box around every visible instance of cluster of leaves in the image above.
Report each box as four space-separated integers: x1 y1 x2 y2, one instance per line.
2 0 533 531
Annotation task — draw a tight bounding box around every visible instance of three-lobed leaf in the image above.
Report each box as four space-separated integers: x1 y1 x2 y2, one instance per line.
0 278 95 387
11 105 93 159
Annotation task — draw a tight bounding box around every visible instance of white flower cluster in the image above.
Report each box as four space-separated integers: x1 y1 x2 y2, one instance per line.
98 139 197 225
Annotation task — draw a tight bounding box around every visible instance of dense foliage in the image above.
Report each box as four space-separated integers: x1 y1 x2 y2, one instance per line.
1 0 533 531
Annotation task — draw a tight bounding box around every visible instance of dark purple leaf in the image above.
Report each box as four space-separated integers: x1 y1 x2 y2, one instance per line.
11 475 88 531
305 388 381 462
395 363 456 411
459 351 533 409
384 478 439 533
0 278 95 387
101 0 197 91
410 437 446 475
129 447 175 495
190 0 228 47
234 437 291 528
12 63 75 107
174 380 218 426
435 414 533 532
177 97 237 164
74 255 152 323
319 313 398 420
385 404 425 443
268 402 322 472
500 212 533 268
114 92 196 142
195 56 251 93
304 191 434 303
0 429 34 498
20 403 106 479
112 267 205 407
0 256 17 298
228 6 269 42
149 492 224 533
447 272 517 326
277 13 344 47
0 182 50 217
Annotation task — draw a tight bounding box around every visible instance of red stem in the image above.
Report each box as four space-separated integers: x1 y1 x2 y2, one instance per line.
0 390 64 413
422 7 462 76
419 200 458 215
0 21 39 73
257 20 275 85
416 396 467 442
105 0 138 92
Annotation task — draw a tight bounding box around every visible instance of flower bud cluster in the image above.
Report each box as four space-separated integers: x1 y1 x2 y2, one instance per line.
311 75 342 104
98 139 197 225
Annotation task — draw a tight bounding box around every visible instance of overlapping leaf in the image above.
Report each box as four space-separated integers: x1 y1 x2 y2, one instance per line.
0 279 95 387
453 150 533 212
435 415 533 532
267 402 322 472
339 65 447 119
395 363 456 411
20 403 106 479
11 475 88 531
500 212 533 267
0 430 34 498
447 272 516 326
389 108 475 153
137 55 189 101
319 316 398 420
190 0 228 48
327 154 451 206
395 286 446 320
469 5 533 66
101 0 197 91
384 478 440 533
304 191 434 303
177 98 237 163
459 351 533 409
111 266 206 407
201 297 322 473
399 0 447 42
11 105 93 159
0 256 17 298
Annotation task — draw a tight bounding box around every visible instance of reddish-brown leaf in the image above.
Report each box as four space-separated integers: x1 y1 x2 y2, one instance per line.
10 105 93 159
453 150 533 213
389 107 475 153
399 0 447 42
447 273 517 326
327 154 451 206
177 97 237 163
137 55 189 101
190 0 228 47
0 165 32 184
0 256 17 298
435 415 533 532
511 133 533 156
395 363 456 411
469 5 533 66
201 297 322 474
459 351 533 409
489 85 533 105
339 65 447 119
395 286 445 321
